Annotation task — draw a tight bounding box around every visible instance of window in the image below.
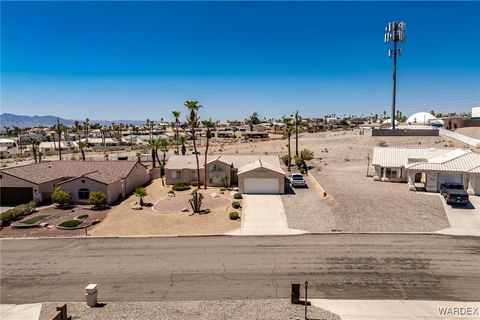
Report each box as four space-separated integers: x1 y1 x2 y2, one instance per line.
191 170 197 180
78 188 90 200
385 168 397 179
171 170 182 179
209 164 225 172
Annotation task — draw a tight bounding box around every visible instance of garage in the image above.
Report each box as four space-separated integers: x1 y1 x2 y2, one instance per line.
0 187 33 205
237 159 285 194
438 173 463 190
243 178 280 194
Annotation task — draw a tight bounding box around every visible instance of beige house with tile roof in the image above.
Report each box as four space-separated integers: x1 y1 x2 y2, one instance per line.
372 147 480 195
165 154 286 194
0 161 150 205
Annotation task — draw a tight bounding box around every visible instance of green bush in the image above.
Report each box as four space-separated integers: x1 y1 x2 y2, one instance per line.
233 193 242 199
20 215 49 225
172 183 191 191
190 180 199 187
168 190 175 195
89 191 107 209
0 201 37 227
294 155 303 168
58 219 83 228
77 214 89 220
232 201 241 209
229 211 239 220
281 154 290 166
51 187 71 207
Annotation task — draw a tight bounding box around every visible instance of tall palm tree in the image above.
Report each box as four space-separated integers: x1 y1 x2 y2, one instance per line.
147 139 157 168
179 134 188 156
54 121 66 160
100 126 108 148
201 119 215 189
172 110 181 155
185 100 202 186
158 138 169 165
78 141 87 161
282 116 295 172
30 138 40 163
83 118 90 144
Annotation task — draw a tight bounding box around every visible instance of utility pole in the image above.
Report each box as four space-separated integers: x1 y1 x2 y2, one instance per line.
384 21 406 130
295 110 299 156
57 118 62 161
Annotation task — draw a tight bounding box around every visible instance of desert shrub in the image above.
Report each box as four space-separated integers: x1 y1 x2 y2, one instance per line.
233 193 242 199
51 187 71 207
377 140 388 147
294 155 303 168
344 156 350 162
0 201 41 227
173 183 191 191
168 190 175 195
229 212 239 220
190 180 199 187
220 188 226 192
281 154 290 166
232 201 241 209
300 148 314 160
89 191 107 209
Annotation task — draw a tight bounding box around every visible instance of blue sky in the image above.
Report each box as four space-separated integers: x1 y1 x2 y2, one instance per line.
1 1 479 121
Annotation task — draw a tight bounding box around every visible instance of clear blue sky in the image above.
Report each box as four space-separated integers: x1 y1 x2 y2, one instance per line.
1 1 479 121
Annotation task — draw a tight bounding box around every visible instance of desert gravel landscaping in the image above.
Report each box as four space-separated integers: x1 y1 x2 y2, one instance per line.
39 300 340 320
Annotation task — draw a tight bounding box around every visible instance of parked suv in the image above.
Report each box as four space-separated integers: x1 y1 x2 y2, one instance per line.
290 173 307 188
440 183 469 206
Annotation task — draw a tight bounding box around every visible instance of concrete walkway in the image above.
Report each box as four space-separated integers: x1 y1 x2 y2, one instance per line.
227 194 305 235
311 299 480 320
1 304 42 320
436 195 480 236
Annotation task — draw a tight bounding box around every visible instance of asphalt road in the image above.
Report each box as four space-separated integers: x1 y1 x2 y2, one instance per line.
1 234 479 304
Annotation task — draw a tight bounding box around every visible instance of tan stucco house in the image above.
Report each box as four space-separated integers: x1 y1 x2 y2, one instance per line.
0 161 150 205
164 154 285 194
372 147 480 195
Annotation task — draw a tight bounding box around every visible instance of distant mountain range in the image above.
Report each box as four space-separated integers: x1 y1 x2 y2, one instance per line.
0 113 151 128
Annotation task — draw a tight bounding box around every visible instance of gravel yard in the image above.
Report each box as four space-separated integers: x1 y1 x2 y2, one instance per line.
39 300 340 320
278 131 456 232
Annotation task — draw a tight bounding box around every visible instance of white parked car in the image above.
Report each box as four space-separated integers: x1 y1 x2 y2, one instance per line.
290 173 307 188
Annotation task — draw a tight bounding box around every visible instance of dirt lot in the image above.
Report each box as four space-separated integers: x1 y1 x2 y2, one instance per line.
89 179 241 236
455 127 480 140
0 206 107 238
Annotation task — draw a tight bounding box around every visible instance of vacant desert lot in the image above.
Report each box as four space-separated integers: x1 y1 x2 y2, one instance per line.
220 131 470 232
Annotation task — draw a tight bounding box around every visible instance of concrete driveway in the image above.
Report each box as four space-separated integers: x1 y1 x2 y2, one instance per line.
436 195 480 236
233 194 305 235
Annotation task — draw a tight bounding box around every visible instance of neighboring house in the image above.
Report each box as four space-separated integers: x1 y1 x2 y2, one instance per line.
0 161 150 205
80 138 119 147
372 147 480 195
241 131 269 139
0 138 16 148
216 131 234 139
165 154 285 194
39 141 79 153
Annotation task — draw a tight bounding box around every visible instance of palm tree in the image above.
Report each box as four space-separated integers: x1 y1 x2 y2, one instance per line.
172 110 181 155
134 187 148 206
83 118 90 144
282 116 295 172
147 139 157 168
100 127 108 148
30 138 40 163
78 141 87 161
201 119 215 189
54 121 66 160
158 138 169 165
179 134 188 155
185 100 202 186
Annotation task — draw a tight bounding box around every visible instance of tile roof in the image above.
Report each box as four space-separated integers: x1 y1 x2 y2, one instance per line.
405 150 480 173
237 159 285 176
371 147 455 167
165 154 280 170
1 161 142 185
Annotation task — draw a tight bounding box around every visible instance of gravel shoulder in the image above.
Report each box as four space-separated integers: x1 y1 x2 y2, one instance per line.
39 300 341 320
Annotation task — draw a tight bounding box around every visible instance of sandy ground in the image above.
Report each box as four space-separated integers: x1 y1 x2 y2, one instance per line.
39 300 340 320
0 206 107 238
219 131 463 233
455 127 480 140
89 179 241 236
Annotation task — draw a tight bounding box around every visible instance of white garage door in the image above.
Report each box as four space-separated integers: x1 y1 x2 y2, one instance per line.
243 178 280 194
438 173 463 189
